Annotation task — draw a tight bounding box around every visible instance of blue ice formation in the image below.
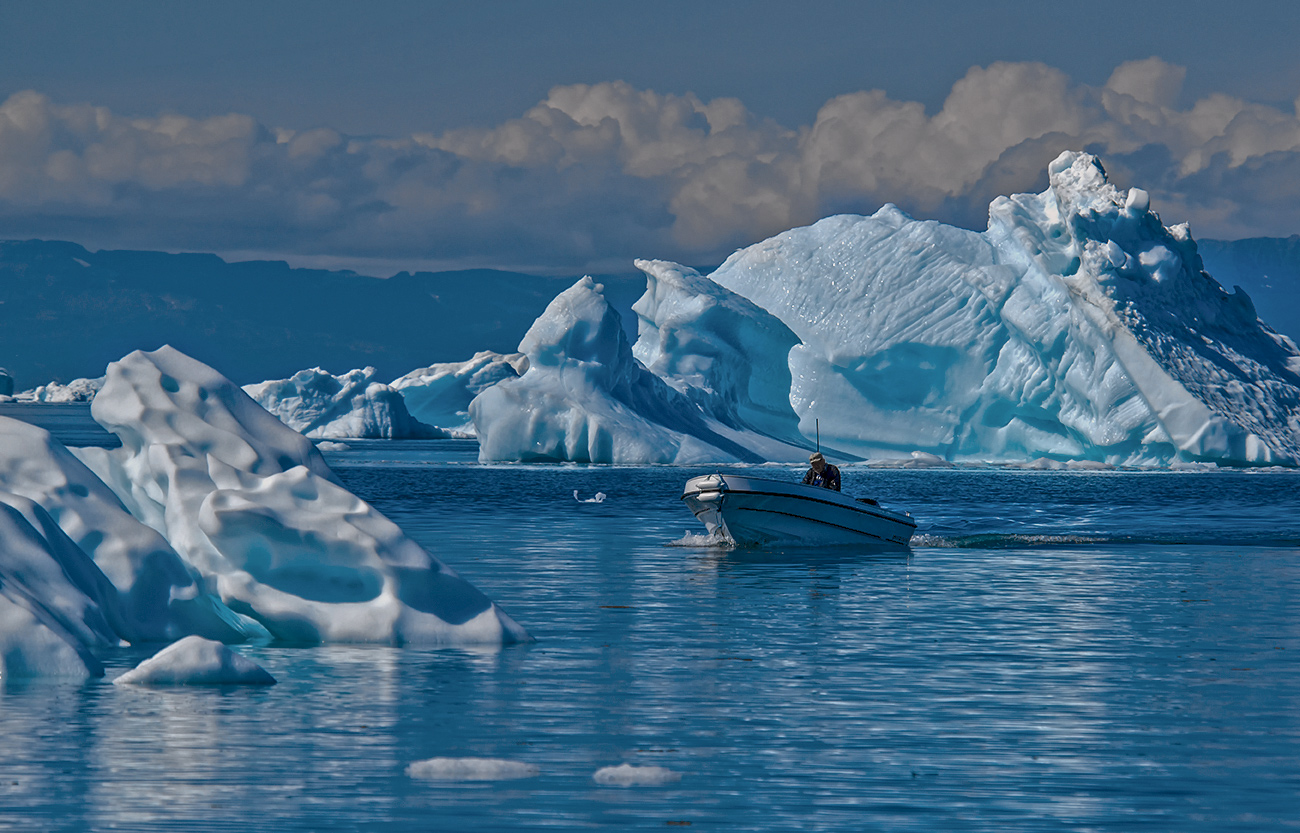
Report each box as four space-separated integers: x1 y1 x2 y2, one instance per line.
472 151 1300 467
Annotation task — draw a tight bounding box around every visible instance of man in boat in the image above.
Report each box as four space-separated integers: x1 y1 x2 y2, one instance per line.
802 452 841 491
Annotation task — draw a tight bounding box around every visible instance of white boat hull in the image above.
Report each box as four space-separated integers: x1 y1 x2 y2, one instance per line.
681 473 916 547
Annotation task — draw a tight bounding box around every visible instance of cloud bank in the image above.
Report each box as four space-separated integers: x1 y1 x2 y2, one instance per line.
2 58 1299 272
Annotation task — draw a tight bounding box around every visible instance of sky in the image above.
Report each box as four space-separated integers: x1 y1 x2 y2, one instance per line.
2 0 1300 274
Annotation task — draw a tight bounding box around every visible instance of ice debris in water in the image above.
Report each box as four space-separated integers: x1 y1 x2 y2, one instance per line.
406 757 540 781
592 764 683 786
0 346 529 676
244 366 445 439
471 150 1300 467
112 635 276 686
573 491 607 503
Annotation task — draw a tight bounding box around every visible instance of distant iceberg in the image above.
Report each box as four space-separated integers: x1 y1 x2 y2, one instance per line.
0 346 530 676
391 351 528 435
471 277 767 464
244 366 445 439
14 376 103 403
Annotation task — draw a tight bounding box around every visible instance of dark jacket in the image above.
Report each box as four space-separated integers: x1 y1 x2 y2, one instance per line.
802 463 841 492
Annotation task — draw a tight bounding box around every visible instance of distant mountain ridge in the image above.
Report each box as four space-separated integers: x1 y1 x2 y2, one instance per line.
0 240 643 388
1 235 1295 392
1196 235 1300 346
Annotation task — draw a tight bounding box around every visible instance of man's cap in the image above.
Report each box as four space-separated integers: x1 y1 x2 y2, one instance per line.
809 452 825 464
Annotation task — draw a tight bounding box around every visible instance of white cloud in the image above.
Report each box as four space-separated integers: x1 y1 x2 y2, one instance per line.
2 58 1300 271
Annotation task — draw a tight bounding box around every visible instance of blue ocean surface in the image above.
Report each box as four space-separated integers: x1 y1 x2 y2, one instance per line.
2 440 1299 831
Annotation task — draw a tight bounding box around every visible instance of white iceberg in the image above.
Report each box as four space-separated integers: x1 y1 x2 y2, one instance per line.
243 367 445 439
391 351 528 435
112 635 276 685
471 277 764 464
78 346 529 646
15 376 103 403
406 757 540 781
592 764 682 786
702 151 1300 466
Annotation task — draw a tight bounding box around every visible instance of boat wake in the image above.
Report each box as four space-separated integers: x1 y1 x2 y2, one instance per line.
912 531 1300 549
665 530 734 549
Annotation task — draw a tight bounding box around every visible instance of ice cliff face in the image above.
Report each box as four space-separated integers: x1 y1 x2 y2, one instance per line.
471 277 766 464
704 151 1300 466
632 259 806 448
244 367 443 439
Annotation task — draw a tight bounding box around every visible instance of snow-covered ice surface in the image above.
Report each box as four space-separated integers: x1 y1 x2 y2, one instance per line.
703 151 1300 466
112 635 276 685
406 757 540 781
79 347 529 646
244 366 446 440
391 351 527 435
471 277 765 464
592 764 683 786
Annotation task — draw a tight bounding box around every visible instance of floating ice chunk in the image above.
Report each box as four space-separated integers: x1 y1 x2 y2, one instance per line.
85 346 529 646
592 764 682 786
573 491 607 503
244 367 444 439
112 635 276 685
391 351 527 435
472 278 764 464
406 757 540 781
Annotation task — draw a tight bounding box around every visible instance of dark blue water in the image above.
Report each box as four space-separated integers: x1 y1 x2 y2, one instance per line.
2 443 1299 831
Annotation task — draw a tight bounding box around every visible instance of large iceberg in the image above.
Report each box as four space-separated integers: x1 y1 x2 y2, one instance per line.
697 151 1300 466
243 367 444 439
471 277 767 463
391 351 528 435
472 151 1299 466
0 347 528 675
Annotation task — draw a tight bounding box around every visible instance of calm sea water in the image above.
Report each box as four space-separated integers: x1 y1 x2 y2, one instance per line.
2 440 1299 832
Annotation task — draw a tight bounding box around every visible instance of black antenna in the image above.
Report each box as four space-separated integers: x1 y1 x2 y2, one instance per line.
816 419 820 453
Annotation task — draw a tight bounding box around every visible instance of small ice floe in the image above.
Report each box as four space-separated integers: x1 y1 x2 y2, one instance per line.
406 757 540 781
573 490 607 503
315 441 351 452
112 636 276 686
593 763 682 786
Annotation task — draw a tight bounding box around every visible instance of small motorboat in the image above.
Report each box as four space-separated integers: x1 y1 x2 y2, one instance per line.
681 473 916 547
